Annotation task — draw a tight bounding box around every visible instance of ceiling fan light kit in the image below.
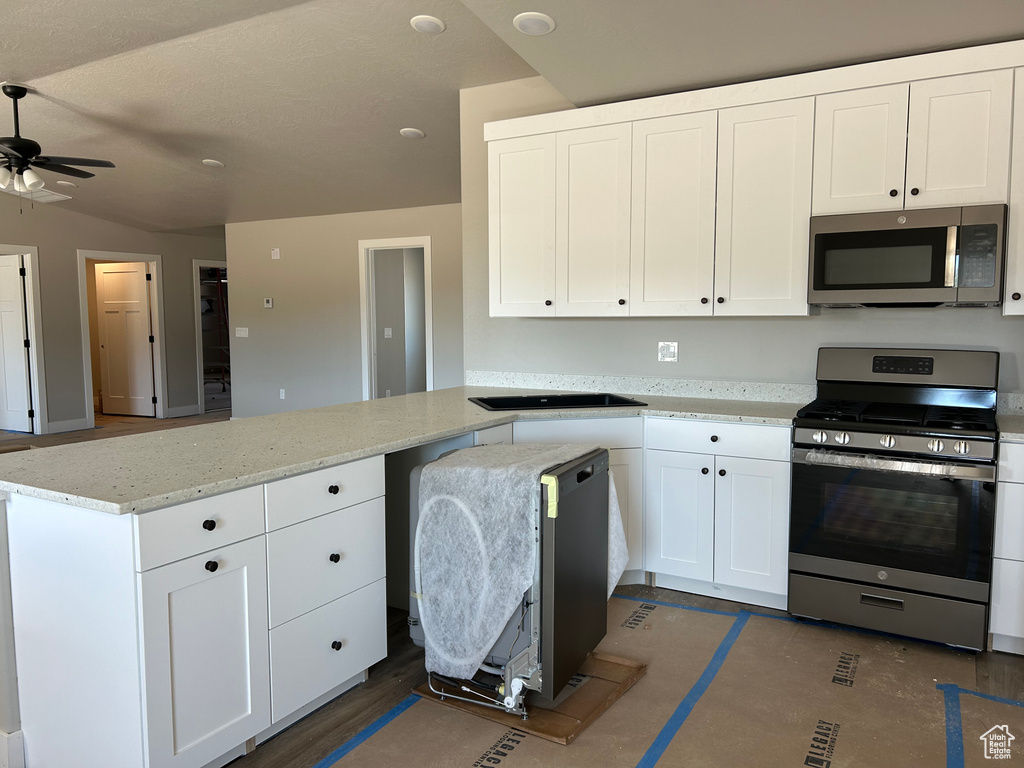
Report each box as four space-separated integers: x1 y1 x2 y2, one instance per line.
0 82 115 195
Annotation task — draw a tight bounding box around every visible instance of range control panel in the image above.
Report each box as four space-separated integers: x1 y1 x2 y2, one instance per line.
871 355 934 376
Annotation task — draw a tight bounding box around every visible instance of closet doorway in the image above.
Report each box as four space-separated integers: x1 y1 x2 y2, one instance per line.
193 261 230 412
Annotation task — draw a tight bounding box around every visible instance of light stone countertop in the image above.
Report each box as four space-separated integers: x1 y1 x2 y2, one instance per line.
0 386 801 515
998 415 1024 441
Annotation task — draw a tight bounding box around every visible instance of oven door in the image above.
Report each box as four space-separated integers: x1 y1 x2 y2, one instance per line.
789 448 995 595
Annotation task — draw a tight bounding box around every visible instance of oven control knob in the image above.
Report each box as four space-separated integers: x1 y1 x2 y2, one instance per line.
953 440 971 455
812 430 828 443
879 435 896 449
927 439 945 453
834 432 851 445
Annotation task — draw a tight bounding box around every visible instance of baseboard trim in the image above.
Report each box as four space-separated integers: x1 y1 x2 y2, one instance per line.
45 418 91 435
0 729 25 768
651 572 787 611
165 404 201 419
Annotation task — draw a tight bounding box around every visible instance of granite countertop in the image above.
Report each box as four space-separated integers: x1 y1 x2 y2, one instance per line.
0 386 801 515
998 415 1024 442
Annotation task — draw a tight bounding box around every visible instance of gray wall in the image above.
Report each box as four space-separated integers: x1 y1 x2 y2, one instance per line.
0 193 226 427
225 204 463 417
404 248 427 395
373 249 408 398
460 77 1024 393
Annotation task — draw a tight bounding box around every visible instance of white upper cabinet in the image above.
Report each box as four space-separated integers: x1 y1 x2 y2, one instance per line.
1004 68 1024 316
488 134 557 317
812 71 1013 215
905 70 1013 209
555 124 633 316
715 98 813 316
812 84 910 215
629 112 718 315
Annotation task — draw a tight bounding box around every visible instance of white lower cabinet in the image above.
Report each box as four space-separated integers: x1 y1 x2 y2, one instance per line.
140 536 271 768
644 449 715 581
990 456 1024 654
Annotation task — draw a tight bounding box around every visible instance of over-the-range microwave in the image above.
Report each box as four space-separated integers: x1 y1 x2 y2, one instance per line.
807 204 1007 307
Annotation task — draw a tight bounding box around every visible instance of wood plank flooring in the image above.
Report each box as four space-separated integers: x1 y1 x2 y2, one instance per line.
0 409 230 449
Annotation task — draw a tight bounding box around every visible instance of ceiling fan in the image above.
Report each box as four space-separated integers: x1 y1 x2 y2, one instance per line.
0 83 115 192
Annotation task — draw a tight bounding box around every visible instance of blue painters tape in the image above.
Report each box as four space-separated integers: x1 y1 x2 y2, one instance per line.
634 611 751 768
936 683 965 768
312 693 419 768
611 592 741 618
957 685 1024 709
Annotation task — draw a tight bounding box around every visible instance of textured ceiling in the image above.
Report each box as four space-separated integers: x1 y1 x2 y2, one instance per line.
5 1 1024 233
0 0 535 232
460 0 1024 106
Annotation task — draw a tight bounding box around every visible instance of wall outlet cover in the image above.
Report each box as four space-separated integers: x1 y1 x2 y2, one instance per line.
271 248 280 260
279 389 286 399
264 297 274 308
384 327 393 339
658 341 678 363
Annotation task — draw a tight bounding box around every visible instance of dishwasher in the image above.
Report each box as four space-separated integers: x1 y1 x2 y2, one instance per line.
408 444 614 716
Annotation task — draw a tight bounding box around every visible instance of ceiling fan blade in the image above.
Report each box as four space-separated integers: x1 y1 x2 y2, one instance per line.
31 162 95 179
0 145 22 159
34 155 114 168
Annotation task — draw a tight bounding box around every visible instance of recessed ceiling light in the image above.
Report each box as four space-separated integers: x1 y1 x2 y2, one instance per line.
410 15 446 34
202 159 225 167
399 128 426 139
512 12 556 35
55 180 78 188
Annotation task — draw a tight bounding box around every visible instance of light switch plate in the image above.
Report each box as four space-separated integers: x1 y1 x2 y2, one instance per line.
235 327 249 338
264 297 273 308
658 341 678 362
271 248 280 260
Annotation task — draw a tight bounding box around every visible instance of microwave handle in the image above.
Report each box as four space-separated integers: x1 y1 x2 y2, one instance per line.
945 225 958 287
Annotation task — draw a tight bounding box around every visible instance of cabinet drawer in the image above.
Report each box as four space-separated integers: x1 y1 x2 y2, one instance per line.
998 441 1024 483
134 485 265 572
265 455 384 531
269 578 386 723
513 417 642 448
646 418 790 461
267 497 386 628
995 482 1024 561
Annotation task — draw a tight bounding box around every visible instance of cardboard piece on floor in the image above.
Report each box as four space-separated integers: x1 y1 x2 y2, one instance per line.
413 652 648 745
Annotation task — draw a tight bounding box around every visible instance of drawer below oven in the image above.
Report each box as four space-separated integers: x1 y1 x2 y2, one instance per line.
788 573 987 650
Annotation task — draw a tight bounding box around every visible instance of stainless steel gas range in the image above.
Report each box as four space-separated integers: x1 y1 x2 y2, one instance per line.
788 347 998 650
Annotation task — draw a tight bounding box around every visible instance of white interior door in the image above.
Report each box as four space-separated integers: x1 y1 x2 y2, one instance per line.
0 254 32 432
96 262 155 416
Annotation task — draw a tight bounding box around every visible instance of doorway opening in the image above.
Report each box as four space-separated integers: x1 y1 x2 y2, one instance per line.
358 237 433 401
0 245 45 433
78 250 166 430
193 261 230 412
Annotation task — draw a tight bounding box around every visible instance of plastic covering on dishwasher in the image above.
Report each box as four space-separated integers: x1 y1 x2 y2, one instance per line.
414 443 627 680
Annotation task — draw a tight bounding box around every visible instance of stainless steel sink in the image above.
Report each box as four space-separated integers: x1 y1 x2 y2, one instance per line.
468 393 647 411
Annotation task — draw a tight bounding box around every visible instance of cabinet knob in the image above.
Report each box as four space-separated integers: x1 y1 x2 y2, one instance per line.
331 640 343 651
328 484 340 495
710 435 719 442
545 300 552 306
701 467 709 475
717 297 724 304
329 552 341 563
718 469 726 477
701 297 709 305
205 560 219 573
202 519 216 531
618 299 626 306
910 187 919 196
1013 293 1021 301
889 189 898 197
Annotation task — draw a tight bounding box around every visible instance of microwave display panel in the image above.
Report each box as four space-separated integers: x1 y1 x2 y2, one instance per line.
813 227 949 290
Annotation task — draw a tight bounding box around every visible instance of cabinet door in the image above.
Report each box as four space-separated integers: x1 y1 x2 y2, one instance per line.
990 558 1024 640
555 124 632 316
713 456 791 595
488 134 556 316
629 112 717 315
609 447 643 572
1003 68 1024 315
812 84 909 215
140 536 270 768
644 449 714 581
905 70 1013 209
715 98 813 316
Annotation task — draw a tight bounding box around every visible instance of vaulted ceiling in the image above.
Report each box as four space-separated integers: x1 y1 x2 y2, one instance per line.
2 0 1022 234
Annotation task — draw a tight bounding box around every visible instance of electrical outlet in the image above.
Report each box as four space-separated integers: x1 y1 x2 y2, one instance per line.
385 389 391 397
264 297 273 308
279 389 286 399
271 248 280 260
235 327 249 338
384 327 392 339
658 341 678 363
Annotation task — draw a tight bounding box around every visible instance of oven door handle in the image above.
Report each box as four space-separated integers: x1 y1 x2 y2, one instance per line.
792 448 996 481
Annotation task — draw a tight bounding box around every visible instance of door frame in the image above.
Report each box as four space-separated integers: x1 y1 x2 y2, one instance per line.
0 244 46 434
192 259 228 414
357 237 433 401
77 250 167 428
